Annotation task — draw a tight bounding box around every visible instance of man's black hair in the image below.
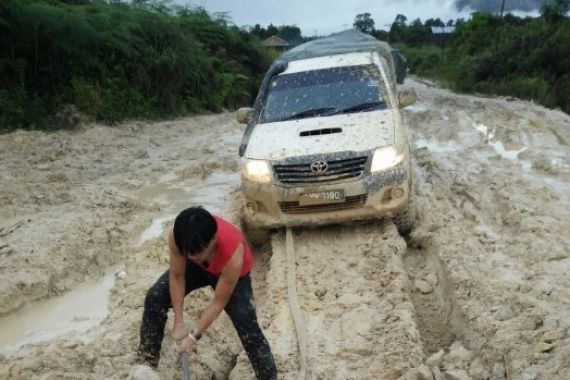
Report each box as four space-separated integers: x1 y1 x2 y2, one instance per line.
173 206 217 256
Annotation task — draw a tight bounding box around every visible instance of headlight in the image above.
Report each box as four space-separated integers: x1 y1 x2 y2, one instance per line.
370 146 404 172
242 160 272 183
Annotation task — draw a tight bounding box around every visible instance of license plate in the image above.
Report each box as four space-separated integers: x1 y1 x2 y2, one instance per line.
299 190 345 206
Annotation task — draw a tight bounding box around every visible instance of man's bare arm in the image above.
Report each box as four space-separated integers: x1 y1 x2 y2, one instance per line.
168 228 187 336
195 243 244 334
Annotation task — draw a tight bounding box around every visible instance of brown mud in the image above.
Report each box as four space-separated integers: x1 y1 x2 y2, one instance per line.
1 78 569 379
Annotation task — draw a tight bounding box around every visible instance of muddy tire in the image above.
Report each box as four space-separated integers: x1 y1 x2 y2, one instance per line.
242 222 271 247
393 195 416 236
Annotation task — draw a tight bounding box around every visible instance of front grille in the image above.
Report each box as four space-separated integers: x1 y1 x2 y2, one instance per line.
273 156 368 184
279 194 368 214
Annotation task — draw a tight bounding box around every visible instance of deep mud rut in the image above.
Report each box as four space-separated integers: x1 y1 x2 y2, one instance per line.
1 78 569 380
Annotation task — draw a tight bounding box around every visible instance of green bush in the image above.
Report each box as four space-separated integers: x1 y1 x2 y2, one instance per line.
68 78 100 117
473 77 555 106
0 87 46 130
396 12 570 113
0 0 272 131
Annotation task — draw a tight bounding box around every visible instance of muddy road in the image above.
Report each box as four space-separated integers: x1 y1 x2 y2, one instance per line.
1 78 569 379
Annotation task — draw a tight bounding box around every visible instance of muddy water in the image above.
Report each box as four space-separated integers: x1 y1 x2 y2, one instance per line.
2 84 570 379
0 171 240 357
0 272 115 354
137 171 240 244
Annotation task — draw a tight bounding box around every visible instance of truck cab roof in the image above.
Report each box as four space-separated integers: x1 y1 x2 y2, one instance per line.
280 29 407 85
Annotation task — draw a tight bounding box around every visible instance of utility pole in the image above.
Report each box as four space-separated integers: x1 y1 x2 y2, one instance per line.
500 0 506 18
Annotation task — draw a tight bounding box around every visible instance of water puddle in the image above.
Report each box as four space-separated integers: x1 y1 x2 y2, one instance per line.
138 171 240 244
0 153 243 357
0 172 241 354
551 157 570 171
139 216 173 245
415 138 462 153
0 273 116 355
472 123 530 167
405 103 428 113
543 178 570 196
473 123 491 136
489 140 526 161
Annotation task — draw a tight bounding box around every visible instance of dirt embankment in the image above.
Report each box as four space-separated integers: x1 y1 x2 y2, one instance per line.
1 78 570 380
403 79 570 379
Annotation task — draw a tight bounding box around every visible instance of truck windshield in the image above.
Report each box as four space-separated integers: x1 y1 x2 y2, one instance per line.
259 64 388 124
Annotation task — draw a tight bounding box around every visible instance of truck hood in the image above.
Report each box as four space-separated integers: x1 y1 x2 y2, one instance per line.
245 110 396 161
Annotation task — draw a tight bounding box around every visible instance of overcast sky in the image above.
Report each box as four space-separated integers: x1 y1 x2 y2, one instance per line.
177 0 539 35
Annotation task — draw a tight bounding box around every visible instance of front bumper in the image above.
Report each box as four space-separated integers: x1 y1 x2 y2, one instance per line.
241 163 411 229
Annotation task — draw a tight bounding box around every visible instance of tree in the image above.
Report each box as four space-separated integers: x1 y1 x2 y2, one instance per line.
541 0 570 23
266 23 278 37
394 14 408 27
407 18 430 46
251 24 263 38
353 13 375 34
278 25 302 41
425 18 445 27
389 14 408 43
0 0 273 129
371 29 389 41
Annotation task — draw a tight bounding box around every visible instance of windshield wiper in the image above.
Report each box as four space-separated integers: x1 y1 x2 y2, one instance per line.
280 107 337 121
327 101 386 115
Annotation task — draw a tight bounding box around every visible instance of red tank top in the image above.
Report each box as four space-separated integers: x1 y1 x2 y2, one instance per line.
198 216 253 277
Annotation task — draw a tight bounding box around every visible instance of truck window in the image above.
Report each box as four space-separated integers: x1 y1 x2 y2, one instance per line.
259 64 388 124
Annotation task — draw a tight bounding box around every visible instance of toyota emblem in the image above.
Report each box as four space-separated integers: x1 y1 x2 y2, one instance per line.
310 160 328 174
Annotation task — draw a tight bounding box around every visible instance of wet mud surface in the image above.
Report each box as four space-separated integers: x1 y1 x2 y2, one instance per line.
1 78 570 379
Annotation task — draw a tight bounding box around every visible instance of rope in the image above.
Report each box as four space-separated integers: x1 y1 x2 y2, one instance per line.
285 228 308 379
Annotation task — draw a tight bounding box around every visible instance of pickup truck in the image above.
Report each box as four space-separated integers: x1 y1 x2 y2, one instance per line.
236 30 417 244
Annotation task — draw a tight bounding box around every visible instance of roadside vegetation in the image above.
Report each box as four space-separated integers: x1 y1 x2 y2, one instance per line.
0 0 273 130
355 0 570 113
3 1 570 131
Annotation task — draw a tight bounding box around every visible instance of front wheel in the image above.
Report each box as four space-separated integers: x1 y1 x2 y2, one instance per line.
393 195 416 236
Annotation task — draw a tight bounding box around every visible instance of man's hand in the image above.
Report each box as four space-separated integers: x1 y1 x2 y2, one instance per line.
176 334 197 354
172 323 189 342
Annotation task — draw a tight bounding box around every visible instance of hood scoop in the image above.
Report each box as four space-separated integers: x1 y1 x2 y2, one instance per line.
300 127 342 137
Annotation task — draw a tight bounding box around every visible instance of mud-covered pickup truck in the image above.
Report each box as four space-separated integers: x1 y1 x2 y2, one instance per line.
236 30 417 244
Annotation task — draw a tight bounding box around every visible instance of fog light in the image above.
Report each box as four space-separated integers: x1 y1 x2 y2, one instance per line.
391 187 405 199
246 201 258 212
382 189 393 203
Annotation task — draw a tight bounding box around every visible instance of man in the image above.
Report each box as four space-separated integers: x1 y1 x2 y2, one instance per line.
138 206 277 380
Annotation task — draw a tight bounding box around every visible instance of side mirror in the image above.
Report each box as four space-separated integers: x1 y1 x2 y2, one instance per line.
398 89 417 109
236 107 254 124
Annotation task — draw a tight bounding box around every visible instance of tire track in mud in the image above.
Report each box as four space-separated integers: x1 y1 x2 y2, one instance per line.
401 78 570 379
402 243 464 356
233 223 425 380
235 210 473 380
285 228 308 379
